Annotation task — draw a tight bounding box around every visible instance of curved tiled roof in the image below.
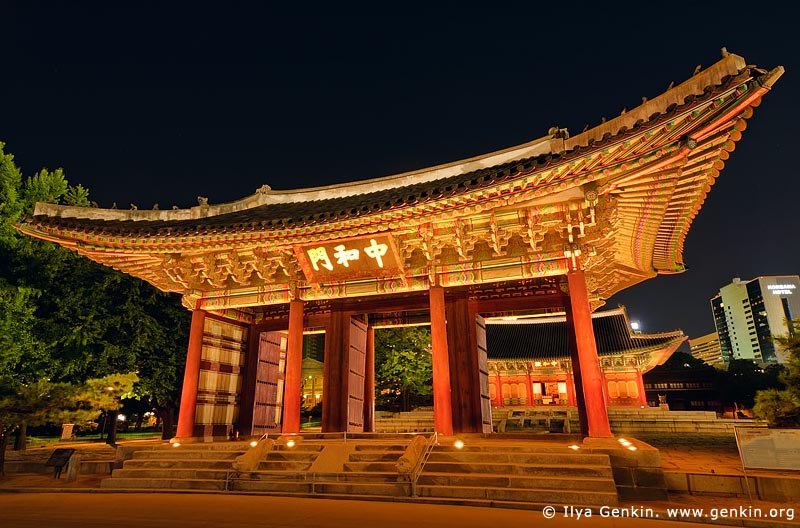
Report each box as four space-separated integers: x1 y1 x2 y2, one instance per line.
14 52 785 311
32 157 537 236
24 53 781 239
486 307 685 361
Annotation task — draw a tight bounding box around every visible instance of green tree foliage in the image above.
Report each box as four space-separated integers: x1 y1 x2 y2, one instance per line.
0 143 88 452
718 359 784 410
79 372 139 445
754 323 800 427
0 283 46 382
105 278 189 439
374 326 433 412
0 379 82 475
0 142 190 445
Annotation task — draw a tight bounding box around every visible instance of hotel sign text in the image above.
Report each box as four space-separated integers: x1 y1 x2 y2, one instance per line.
767 284 796 295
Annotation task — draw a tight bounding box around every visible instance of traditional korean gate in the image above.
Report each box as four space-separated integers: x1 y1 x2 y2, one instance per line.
347 317 368 432
251 331 286 435
476 314 493 433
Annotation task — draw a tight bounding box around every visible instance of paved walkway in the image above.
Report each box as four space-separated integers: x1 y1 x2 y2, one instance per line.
1 492 795 528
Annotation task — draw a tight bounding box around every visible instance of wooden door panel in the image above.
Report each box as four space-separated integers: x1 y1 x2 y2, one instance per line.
252 331 284 435
476 315 493 434
347 318 368 432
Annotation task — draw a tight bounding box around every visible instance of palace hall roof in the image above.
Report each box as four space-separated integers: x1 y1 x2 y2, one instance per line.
16 52 784 313
486 306 685 372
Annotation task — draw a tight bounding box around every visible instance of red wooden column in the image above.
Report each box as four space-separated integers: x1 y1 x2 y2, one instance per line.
176 309 206 439
283 300 304 433
636 369 648 406
429 285 453 435
363 325 376 432
494 371 503 407
322 307 347 432
565 370 576 406
567 269 613 438
525 370 535 406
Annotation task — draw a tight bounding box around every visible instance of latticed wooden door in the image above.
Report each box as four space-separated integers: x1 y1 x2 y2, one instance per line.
347 318 368 432
251 331 285 435
476 314 493 433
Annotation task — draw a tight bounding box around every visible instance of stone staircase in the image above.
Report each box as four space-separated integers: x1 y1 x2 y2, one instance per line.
101 441 258 491
374 410 434 433
100 437 414 495
415 441 618 508
100 436 619 509
231 438 413 497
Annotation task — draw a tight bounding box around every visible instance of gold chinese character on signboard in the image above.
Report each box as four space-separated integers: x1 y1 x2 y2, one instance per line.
363 238 388 268
333 245 360 267
297 234 400 282
307 247 334 271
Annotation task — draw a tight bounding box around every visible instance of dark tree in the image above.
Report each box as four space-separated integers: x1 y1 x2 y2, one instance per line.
374 327 432 412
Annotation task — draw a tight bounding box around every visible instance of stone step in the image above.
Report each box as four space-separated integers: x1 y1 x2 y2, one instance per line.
352 443 407 452
372 428 433 432
123 458 236 470
123 454 318 471
375 426 434 433
273 444 325 452
100 477 225 491
422 461 613 478
417 472 617 492
427 451 610 465
112 468 229 480
407 496 547 510
228 480 409 497
132 449 243 460
433 444 583 454
374 419 433 424
154 442 251 451
296 433 415 441
347 452 403 462
255 460 315 471
313 481 409 497
343 461 399 473
374 419 432 423
231 470 402 484
416 484 619 506
263 451 321 461
227 479 313 493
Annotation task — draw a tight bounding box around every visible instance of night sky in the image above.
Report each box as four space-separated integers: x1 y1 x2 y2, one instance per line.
4 4 799 341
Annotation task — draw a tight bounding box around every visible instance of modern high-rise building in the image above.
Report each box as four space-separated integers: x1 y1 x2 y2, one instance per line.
710 276 800 365
689 332 726 369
